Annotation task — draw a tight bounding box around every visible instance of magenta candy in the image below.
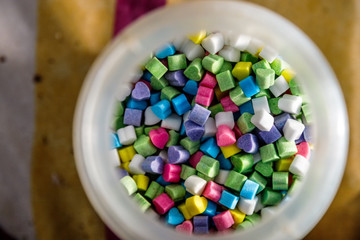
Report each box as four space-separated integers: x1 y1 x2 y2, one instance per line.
153 193 175 215
163 163 182 182
149 127 169 149
200 72 217 89
212 210 234 231
202 181 224 202
176 220 193 235
220 96 239 112
189 151 204 168
216 125 236 147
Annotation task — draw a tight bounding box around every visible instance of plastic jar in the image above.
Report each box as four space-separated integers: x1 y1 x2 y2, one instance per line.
73 1 349 239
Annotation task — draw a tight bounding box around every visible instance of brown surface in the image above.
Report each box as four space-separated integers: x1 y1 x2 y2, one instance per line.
32 0 360 239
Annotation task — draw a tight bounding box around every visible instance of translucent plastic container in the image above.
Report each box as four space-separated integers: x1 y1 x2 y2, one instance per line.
73 1 348 239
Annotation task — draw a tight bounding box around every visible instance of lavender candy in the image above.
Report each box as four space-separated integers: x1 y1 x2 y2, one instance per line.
131 81 151 101
303 126 312 144
188 104 211 127
184 120 205 141
193 216 209 234
295 131 306 144
237 133 259 154
257 125 282 144
164 70 188 87
141 156 164 174
168 145 190 164
123 108 143 127
274 113 292 133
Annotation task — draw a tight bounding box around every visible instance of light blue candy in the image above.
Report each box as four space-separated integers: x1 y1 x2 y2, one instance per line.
240 180 259 200
172 94 191 116
183 80 199 95
180 123 186 136
155 44 176 59
165 208 185 225
150 92 161 106
216 153 232 170
151 99 172 120
200 137 220 158
127 98 147 110
203 200 217 217
142 70 152 82
239 76 260 98
111 133 122 149
156 175 171 187
218 190 239 209
239 100 254 115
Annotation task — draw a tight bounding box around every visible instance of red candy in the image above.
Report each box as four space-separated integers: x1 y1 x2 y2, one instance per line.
189 151 204 168
202 181 224 202
149 127 169 149
212 210 235 231
220 96 239 112
153 193 175 215
233 124 243 138
195 86 214 107
163 163 181 182
216 125 236 147
200 72 217 89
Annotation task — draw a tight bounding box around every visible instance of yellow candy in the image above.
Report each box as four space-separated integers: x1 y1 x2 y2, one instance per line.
133 175 150 192
229 209 246 228
220 144 241 159
281 69 295 82
185 195 207 216
275 158 293 172
120 162 130 172
178 203 193 220
118 145 136 163
188 30 207 44
232 62 252 81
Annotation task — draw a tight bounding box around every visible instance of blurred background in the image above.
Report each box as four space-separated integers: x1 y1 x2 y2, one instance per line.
0 0 359 239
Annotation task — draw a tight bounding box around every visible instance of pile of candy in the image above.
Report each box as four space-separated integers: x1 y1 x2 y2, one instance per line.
110 31 312 234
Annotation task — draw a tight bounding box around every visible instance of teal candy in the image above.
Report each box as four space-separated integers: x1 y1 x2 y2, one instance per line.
165 208 185 225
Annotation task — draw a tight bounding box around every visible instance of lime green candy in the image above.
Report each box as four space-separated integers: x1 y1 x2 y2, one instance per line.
120 176 138 195
166 130 180 147
269 97 283 115
216 70 236 92
224 170 247 192
135 126 144 137
180 137 200 155
255 68 275 89
144 125 159 135
168 54 187 71
237 112 255 134
255 161 273 178
261 188 283 205
272 172 289 191
196 155 220 178
229 86 251 106
219 61 233 73
165 184 186 202
249 171 267 194
259 143 280 163
145 57 168 79
160 86 180 101
276 137 298 158
231 153 254 173
241 52 259 64
202 54 224 74
133 135 157 157
252 59 271 73
134 193 151 212
197 172 214 181
184 58 204 81
209 103 224 117
144 181 164 200
150 75 168 91
180 164 196 180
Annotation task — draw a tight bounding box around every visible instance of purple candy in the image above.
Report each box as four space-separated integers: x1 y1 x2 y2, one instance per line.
303 126 312 143
274 113 292 133
184 120 205 141
257 125 282 144
193 216 209 234
237 133 259 153
164 70 188 87
295 131 306 144
123 108 142 127
188 104 211 127
131 81 150 101
168 146 190 164
115 168 129 179
142 156 164 174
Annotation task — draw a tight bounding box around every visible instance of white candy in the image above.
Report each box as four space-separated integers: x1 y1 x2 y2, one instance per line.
116 83 132 101
161 113 182 131
203 117 217 138
215 111 235 129
183 110 191 122
226 32 251 51
253 152 262 164
144 107 161 125
238 196 258 215
251 109 274 131
173 36 187 51
259 46 278 63
182 39 205 61
184 175 207 195
109 148 120 167
128 154 145 175
261 207 277 219
289 154 309 177
159 150 168 163
283 119 305 141
278 94 303 115
246 38 263 55
269 75 289 97
252 96 270 113
201 32 224 54
215 170 230 185
254 194 265 212
218 45 241 62
117 125 137 145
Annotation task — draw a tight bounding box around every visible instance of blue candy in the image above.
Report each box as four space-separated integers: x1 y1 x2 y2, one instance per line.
216 153 232 170
233 110 241 121
126 98 147 110
203 200 217 217
257 126 282 144
239 75 260 98
172 94 191 116
142 70 152 82
150 92 161 106
165 208 185 225
151 99 172 120
239 101 254 115
111 132 122 149
183 80 199 95
155 175 171 186
240 180 259 200
165 70 188 87
180 123 186 136
193 216 209 234
155 43 176 59
188 104 211 127
200 137 220 158
184 120 205 141
218 190 239 209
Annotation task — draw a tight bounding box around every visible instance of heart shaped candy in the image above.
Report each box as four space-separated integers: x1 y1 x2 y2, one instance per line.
216 125 236 147
175 220 193 234
149 127 169 149
131 81 150 101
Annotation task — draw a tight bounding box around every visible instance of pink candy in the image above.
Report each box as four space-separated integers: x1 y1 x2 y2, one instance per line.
296 141 311 160
149 127 169 149
176 220 193 235
220 96 239 112
233 124 243 138
216 125 236 147
200 72 217 88
212 210 235 231
189 151 204 168
153 193 175 215
202 181 224 202
195 86 214 107
163 163 181 182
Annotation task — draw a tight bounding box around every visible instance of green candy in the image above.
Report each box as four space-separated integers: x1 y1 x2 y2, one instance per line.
196 155 220 178
202 54 224 74
241 52 259 64
144 125 159 135
249 171 267 194
166 130 180 147
237 112 255 134
180 137 200 155
229 86 251 106
133 135 157 157
160 86 180 101
245 213 261 224
216 70 236 92
150 75 168 90
254 89 271 98
255 68 275 89
289 78 302 96
209 103 224 117
261 188 283 206
165 184 186 202
144 181 164 200
167 54 187 71
197 172 214 181
113 101 125 116
259 143 280 163
255 162 273 178
270 58 287 76
111 115 125 130
119 176 137 195
183 58 204 81
219 61 233 73
231 153 254 173
269 97 283 115
302 103 312 123
224 170 247 192
134 193 151 212
276 137 298 158
180 164 196 180
272 172 289 191
236 220 253 230
145 57 168 79
252 59 271 73
135 126 144 137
